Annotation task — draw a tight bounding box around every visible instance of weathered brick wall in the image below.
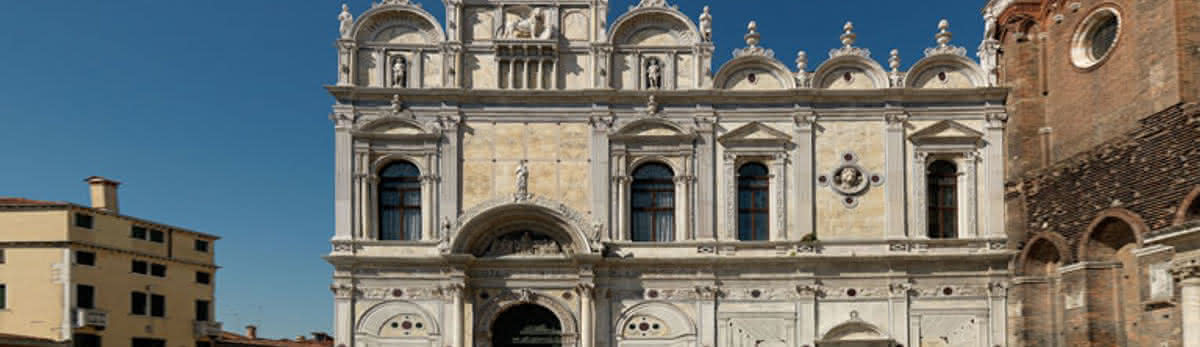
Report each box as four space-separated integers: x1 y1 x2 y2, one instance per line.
1018 103 1200 249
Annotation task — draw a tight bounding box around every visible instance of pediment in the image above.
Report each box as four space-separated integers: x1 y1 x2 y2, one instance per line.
611 119 696 141
908 120 983 146
718 122 791 145
355 117 440 140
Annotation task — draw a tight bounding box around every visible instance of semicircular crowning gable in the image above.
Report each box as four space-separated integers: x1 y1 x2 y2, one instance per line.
906 54 987 89
609 9 699 46
353 6 445 44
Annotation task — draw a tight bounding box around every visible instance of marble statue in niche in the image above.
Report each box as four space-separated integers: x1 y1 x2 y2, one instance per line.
338 4 353 39
645 58 662 89
392 56 408 88
479 231 563 257
514 160 529 200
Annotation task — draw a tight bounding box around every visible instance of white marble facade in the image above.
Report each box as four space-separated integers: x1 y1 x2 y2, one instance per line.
325 1 1013 347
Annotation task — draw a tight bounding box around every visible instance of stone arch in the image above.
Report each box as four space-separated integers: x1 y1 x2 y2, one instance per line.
449 196 600 255
811 55 889 89
1017 232 1070 276
712 56 796 90
371 154 428 177
905 54 987 88
817 319 894 345
615 301 697 340
474 290 579 347
1078 208 1147 262
609 8 700 46
353 5 446 44
359 116 435 135
356 300 441 342
1173 185 1200 225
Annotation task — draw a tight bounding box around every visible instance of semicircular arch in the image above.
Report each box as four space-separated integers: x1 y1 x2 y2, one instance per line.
1017 232 1071 276
353 5 445 44
713 56 796 90
615 301 697 339
356 300 442 337
812 55 888 89
449 196 599 256
1077 207 1148 262
609 8 700 46
905 54 987 88
475 291 579 346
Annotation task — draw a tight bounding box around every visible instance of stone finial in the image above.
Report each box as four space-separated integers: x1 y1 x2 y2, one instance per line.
744 21 760 48
796 51 808 72
888 49 901 72
936 19 952 47
841 21 856 47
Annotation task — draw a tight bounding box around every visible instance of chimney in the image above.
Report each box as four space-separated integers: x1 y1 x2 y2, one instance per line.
245 325 258 339
85 176 121 213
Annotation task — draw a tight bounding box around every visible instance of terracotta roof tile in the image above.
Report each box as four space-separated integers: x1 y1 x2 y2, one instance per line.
0 197 63 206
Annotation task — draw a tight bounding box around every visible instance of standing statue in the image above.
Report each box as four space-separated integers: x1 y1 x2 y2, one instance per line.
699 6 713 42
515 160 529 199
338 4 354 39
646 59 662 89
392 57 407 88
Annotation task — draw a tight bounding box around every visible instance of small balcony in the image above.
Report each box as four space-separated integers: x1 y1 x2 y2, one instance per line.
71 308 107 329
194 321 223 338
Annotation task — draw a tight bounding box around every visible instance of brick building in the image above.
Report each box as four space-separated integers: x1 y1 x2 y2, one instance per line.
987 0 1200 345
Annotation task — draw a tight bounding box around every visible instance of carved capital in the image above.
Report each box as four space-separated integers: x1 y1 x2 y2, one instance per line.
331 283 356 299
793 112 819 127
884 112 910 125
440 283 466 298
329 112 356 128
576 283 596 298
589 114 614 130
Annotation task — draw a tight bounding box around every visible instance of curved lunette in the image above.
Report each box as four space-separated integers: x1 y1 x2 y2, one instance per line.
711 55 796 89
351 3 446 43
811 55 889 89
905 53 988 88
1172 185 1200 225
356 300 442 335
448 195 600 255
608 7 700 45
614 301 698 338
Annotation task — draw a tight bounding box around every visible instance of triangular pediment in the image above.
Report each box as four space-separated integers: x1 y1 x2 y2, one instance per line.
718 121 791 145
611 119 696 142
908 120 983 146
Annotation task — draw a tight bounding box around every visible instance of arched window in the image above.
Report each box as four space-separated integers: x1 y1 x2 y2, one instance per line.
631 163 674 242
737 163 769 241
379 161 421 241
926 160 958 239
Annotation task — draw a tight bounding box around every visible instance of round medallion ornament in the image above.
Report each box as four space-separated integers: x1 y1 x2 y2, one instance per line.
817 151 885 208
831 165 868 196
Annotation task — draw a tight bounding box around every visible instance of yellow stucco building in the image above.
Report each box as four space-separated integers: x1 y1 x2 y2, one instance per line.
0 177 221 347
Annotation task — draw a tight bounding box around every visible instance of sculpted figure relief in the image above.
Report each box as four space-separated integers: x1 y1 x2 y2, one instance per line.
645 58 662 89
501 8 556 40
514 160 529 199
835 166 863 192
480 231 563 257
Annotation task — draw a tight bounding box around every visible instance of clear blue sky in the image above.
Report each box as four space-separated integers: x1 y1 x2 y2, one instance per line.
0 0 985 339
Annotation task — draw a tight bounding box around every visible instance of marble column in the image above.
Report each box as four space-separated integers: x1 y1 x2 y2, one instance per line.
884 113 908 240
444 283 466 347
333 113 354 242
589 114 613 238
578 283 596 347
332 284 355 347
694 114 717 240
792 112 816 240
1173 256 1200 347
439 110 462 237
983 113 1007 238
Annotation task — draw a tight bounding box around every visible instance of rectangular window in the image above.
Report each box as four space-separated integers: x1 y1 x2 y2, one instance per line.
194 240 209 253
77 284 95 309
150 294 165 317
73 333 101 347
131 226 148 240
195 300 210 321
131 291 147 315
149 230 165 243
132 260 148 274
1 284 6 309
75 213 93 229
75 251 96 266
150 264 166 278
132 338 165 347
195 272 211 285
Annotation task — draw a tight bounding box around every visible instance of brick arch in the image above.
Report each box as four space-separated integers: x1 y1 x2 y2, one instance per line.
1077 208 1147 262
1173 185 1200 225
1017 232 1070 276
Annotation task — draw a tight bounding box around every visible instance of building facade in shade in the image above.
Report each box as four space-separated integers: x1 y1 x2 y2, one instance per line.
324 0 1012 346
0 177 222 347
988 0 1200 345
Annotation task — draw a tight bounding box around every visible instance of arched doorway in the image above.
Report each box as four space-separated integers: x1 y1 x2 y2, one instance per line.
1081 215 1142 345
491 304 563 347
